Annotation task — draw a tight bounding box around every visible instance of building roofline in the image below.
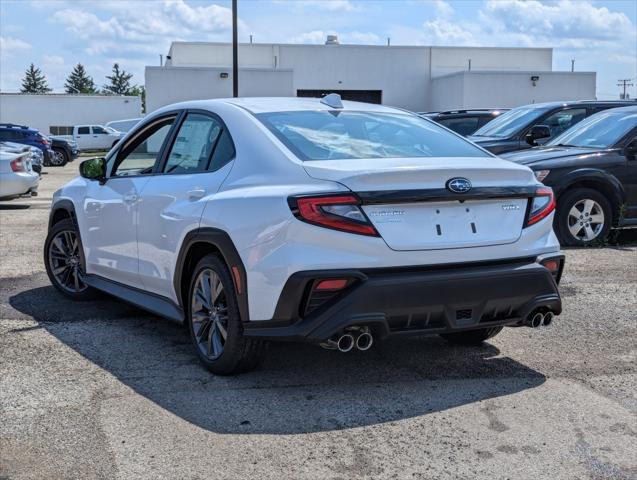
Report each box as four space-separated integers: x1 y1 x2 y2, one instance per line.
432 70 595 79
168 40 552 53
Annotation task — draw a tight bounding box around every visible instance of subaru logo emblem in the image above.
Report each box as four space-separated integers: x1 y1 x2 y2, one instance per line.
446 177 472 193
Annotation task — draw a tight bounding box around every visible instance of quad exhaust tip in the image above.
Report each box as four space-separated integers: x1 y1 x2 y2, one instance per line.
337 333 355 353
543 311 554 326
356 331 373 351
531 312 544 328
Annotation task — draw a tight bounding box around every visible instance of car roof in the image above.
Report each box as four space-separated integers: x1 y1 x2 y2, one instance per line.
420 109 508 115
0 123 37 132
516 100 637 110
157 97 408 115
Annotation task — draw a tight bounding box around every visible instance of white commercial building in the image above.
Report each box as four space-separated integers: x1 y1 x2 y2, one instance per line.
0 94 142 135
145 38 596 113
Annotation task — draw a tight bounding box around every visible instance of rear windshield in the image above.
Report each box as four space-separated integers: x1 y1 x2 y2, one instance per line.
257 110 490 160
472 106 549 138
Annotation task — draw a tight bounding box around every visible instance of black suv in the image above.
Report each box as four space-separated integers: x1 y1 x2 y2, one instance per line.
49 137 79 166
469 100 637 154
503 106 637 246
420 109 508 136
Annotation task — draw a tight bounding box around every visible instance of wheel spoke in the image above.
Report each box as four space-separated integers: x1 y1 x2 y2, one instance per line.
73 269 80 291
216 319 228 340
52 265 68 276
195 284 210 309
212 275 223 303
583 224 596 240
211 326 223 357
589 213 604 224
207 322 216 356
201 272 212 306
568 206 581 220
196 317 212 339
582 199 595 216
52 237 68 255
569 222 583 237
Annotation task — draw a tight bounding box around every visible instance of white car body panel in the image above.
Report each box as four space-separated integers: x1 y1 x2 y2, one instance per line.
51 97 561 322
0 150 39 199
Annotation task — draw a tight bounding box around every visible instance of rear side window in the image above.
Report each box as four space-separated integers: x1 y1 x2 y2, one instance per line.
92 126 107 134
538 108 587 138
438 117 480 136
209 129 235 171
257 110 489 160
163 113 223 174
77 127 90 135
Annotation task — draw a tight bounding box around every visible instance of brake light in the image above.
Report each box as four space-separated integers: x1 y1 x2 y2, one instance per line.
525 186 555 227
36 135 50 146
10 158 26 172
315 279 349 291
290 194 379 236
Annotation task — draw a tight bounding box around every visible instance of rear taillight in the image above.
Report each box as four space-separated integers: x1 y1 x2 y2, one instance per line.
539 256 564 284
10 158 26 172
304 277 355 315
36 135 50 146
525 186 555 227
290 194 379 236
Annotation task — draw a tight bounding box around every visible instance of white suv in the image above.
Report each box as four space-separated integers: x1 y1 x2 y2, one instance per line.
44 96 564 374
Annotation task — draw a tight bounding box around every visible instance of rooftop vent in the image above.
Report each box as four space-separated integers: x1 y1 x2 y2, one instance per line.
325 35 339 45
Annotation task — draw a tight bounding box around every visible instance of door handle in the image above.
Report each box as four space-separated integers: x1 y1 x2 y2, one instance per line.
188 188 206 200
123 193 138 203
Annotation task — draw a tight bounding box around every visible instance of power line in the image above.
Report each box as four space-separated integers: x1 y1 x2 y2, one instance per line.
617 79 634 99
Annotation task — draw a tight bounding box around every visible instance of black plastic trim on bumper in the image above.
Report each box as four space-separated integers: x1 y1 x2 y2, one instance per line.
243 257 563 343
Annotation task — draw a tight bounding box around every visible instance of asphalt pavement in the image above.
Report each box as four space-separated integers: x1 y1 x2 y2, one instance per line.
1 163 636 479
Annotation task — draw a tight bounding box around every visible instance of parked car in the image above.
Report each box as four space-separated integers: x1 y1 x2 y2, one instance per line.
420 109 508 136
49 136 79 167
0 148 39 200
45 95 563 375
468 100 637 154
62 125 125 151
105 118 143 133
0 123 55 166
0 141 43 174
502 106 637 246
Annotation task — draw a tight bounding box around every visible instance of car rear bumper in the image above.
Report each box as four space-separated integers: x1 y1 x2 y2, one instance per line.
243 255 563 343
0 172 39 199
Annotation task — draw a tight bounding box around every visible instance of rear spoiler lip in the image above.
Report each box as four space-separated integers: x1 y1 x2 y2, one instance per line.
356 186 539 205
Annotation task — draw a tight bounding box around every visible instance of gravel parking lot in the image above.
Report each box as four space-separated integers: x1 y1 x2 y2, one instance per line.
1 163 636 480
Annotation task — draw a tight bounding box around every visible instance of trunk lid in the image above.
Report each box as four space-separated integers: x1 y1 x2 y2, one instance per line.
303 157 536 251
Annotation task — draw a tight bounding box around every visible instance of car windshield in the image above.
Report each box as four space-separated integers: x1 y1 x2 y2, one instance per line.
547 109 637 149
472 106 549 138
257 110 490 160
104 126 118 134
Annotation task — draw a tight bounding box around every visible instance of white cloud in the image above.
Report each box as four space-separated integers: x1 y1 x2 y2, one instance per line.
0 35 32 55
433 0 453 19
276 0 356 12
290 30 333 44
43 55 65 65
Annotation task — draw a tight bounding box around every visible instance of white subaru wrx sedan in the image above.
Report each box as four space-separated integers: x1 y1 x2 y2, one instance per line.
45 95 563 374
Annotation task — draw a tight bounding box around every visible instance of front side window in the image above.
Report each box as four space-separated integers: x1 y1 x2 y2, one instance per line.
472 107 548 138
547 110 637 149
111 117 176 177
538 108 587 138
163 113 222 174
257 111 489 161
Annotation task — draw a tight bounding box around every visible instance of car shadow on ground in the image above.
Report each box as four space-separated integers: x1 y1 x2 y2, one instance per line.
9 282 546 435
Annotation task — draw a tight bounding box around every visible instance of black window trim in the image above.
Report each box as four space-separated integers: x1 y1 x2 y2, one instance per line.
156 108 237 176
107 110 184 179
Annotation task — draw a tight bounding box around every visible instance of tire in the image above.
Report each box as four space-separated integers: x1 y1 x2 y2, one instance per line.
554 188 612 247
44 218 96 300
187 254 264 375
440 326 503 345
51 148 69 167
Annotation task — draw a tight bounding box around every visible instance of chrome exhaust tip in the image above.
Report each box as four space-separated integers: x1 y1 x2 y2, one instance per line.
355 332 373 351
542 311 554 326
337 333 355 353
530 312 544 328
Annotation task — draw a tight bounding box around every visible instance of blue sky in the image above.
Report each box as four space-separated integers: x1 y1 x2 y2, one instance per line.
1 0 635 99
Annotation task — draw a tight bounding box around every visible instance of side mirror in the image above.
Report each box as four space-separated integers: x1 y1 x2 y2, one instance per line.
79 157 106 183
525 125 551 146
624 139 637 159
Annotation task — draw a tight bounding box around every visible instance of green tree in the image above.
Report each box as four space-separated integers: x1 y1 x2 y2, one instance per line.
64 63 96 94
103 63 133 95
128 85 146 113
20 63 51 93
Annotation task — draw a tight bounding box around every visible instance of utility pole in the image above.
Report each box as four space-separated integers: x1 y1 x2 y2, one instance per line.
232 0 238 97
617 79 634 99
571 59 574 72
